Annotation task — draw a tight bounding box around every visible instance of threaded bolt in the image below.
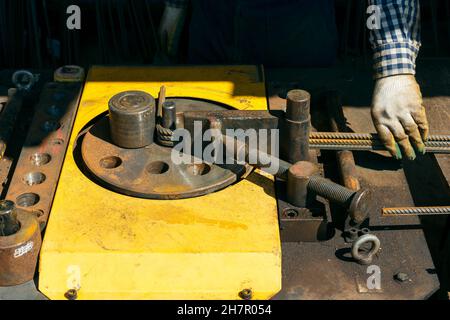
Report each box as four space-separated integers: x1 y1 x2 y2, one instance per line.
307 175 371 223
308 175 355 205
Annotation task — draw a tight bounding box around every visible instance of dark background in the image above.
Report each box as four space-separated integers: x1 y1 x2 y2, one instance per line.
0 0 449 69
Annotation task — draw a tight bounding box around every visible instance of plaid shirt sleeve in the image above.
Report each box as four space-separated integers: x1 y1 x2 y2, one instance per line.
369 0 421 79
165 0 189 8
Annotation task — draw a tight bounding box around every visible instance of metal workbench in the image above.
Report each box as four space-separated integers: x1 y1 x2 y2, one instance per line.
0 59 449 299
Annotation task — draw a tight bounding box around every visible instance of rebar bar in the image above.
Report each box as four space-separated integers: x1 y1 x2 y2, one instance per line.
309 136 450 153
382 206 450 216
310 132 450 143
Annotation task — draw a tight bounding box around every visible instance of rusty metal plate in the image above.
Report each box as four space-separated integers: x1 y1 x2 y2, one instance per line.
267 73 442 299
81 99 246 200
5 82 83 230
0 208 41 287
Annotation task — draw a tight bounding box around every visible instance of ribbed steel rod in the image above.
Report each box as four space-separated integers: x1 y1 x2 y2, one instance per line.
382 206 450 216
309 139 450 153
310 132 450 142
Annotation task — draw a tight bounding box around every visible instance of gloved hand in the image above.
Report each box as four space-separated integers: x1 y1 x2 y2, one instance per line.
371 74 429 160
156 5 187 62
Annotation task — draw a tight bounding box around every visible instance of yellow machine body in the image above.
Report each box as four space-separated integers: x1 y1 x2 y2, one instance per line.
38 66 281 300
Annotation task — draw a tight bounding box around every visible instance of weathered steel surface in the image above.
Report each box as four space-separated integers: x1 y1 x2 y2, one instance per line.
82 98 246 200
5 82 82 230
0 208 41 286
267 68 446 299
0 281 46 300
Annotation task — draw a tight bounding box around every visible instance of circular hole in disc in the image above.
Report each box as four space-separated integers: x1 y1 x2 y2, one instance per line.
30 153 51 166
187 163 211 176
16 193 40 207
23 172 46 186
100 156 122 169
147 161 169 175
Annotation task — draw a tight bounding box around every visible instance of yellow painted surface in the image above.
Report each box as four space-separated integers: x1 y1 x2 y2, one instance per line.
39 66 281 300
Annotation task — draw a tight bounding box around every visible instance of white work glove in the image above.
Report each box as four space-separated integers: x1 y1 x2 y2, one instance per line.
156 5 187 61
371 74 429 160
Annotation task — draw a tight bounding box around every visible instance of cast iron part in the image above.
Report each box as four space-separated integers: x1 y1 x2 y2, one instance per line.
82 99 247 200
287 161 320 208
0 206 41 286
325 91 361 191
108 91 156 148
308 175 371 224
278 203 331 242
5 82 83 230
156 101 176 147
0 200 20 236
284 90 311 163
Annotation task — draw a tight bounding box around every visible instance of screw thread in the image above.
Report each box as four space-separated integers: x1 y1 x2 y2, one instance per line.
308 175 355 205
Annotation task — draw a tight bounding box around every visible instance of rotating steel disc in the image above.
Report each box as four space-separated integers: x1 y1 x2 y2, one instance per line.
81 98 246 199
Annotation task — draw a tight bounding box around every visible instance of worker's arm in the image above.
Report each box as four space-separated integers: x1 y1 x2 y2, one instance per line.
157 0 189 61
369 0 428 160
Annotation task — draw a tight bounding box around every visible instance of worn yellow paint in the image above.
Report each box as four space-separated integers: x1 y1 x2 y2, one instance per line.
39 66 281 300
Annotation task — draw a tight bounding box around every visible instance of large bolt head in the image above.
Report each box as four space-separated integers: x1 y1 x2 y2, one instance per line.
348 189 372 224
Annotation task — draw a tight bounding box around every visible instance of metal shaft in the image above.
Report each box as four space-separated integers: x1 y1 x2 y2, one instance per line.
108 90 156 148
162 101 176 130
287 161 319 207
222 135 369 220
284 90 311 162
325 91 361 191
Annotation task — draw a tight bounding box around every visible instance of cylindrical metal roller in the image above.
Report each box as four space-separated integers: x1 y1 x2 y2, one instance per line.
108 91 156 148
285 89 311 163
0 201 41 286
162 101 177 130
287 161 320 208
286 89 310 122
